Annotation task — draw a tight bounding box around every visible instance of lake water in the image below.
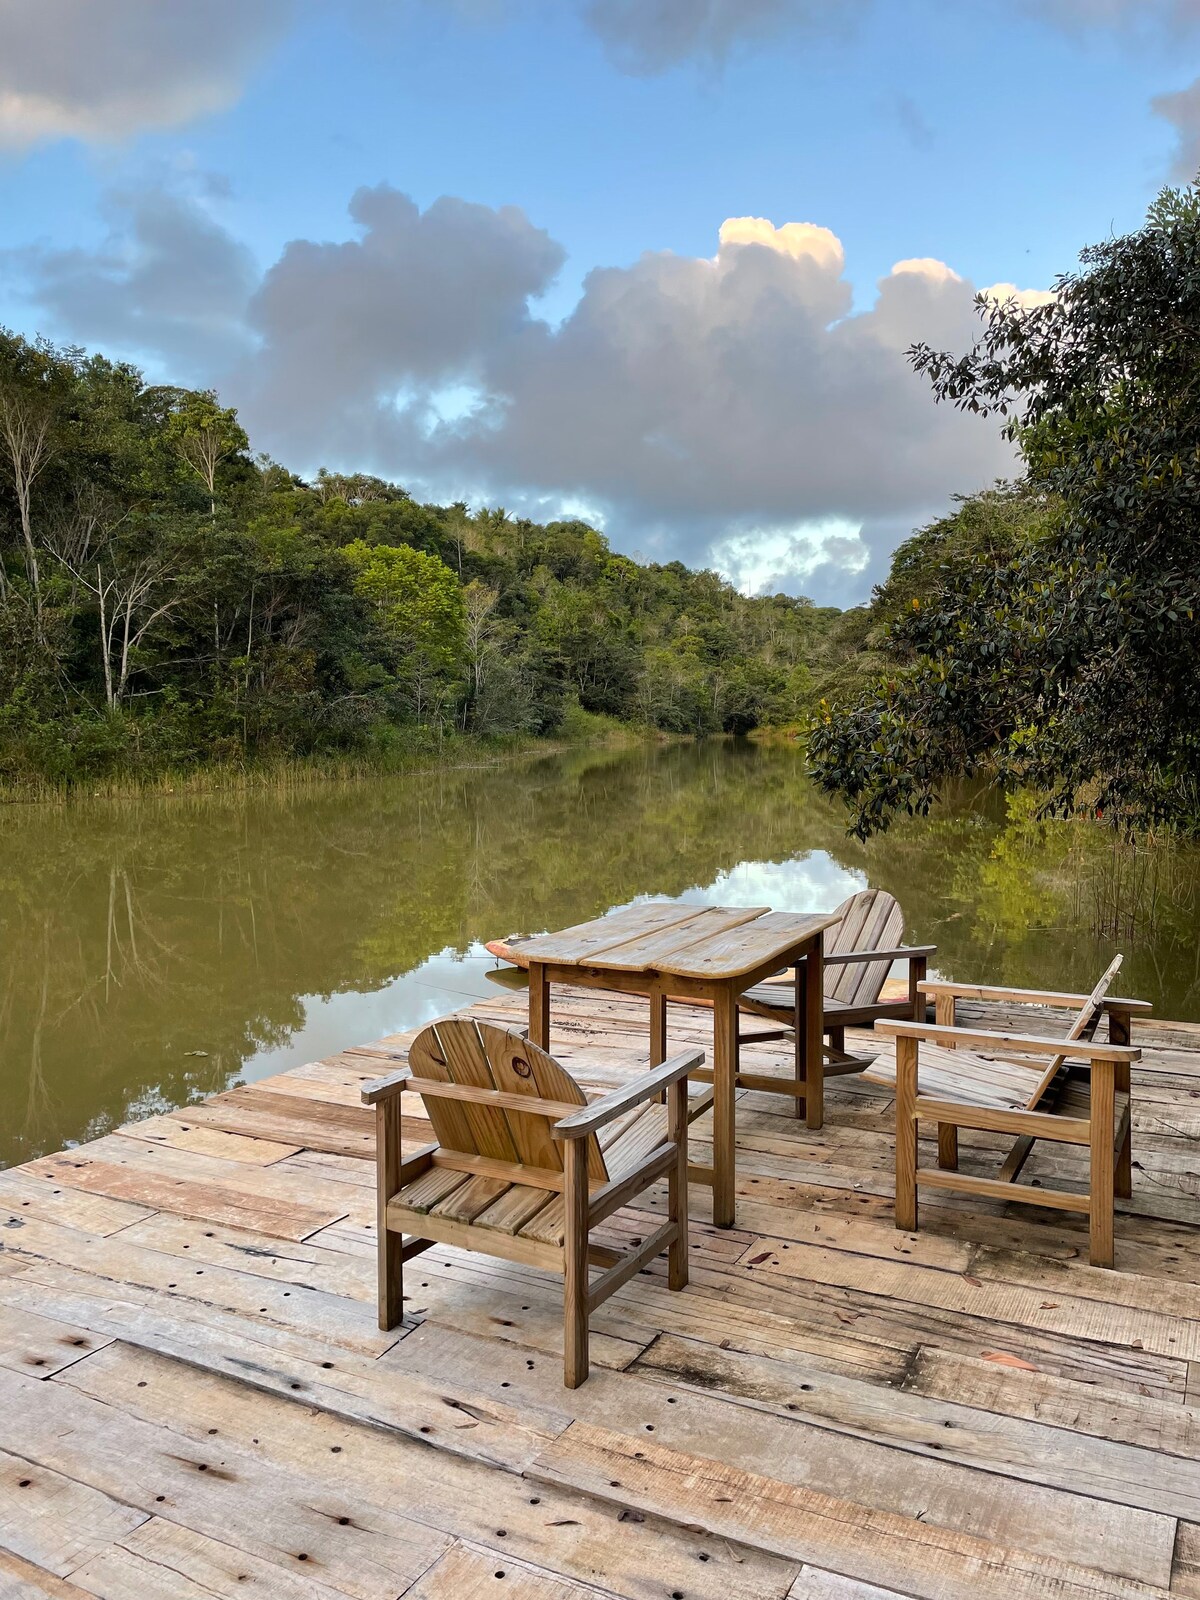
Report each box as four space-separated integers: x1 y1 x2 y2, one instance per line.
2 739 1197 1168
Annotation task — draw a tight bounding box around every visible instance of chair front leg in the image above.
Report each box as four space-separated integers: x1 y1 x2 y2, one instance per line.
1089 1060 1116 1269
376 1096 405 1331
667 1074 689 1291
563 1137 591 1387
895 1035 919 1232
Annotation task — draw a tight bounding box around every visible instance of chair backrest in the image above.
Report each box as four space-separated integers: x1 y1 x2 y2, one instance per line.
1066 955 1124 1043
1018 954 1124 1110
824 889 906 1008
408 1018 609 1184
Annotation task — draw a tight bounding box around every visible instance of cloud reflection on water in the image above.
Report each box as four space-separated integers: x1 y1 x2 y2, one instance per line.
245 851 862 1079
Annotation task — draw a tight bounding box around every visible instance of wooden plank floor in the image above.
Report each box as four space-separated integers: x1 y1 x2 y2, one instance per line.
4 985 1200 1599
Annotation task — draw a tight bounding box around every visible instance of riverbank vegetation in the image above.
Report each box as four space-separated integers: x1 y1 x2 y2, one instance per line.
0 339 854 790
810 182 1200 838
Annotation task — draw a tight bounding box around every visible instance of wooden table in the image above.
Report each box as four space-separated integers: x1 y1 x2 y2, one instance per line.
517 902 838 1227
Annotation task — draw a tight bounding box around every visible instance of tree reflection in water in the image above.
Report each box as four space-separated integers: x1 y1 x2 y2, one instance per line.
3 741 1198 1167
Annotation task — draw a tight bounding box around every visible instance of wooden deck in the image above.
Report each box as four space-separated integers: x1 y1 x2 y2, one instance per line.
4 985 1200 1599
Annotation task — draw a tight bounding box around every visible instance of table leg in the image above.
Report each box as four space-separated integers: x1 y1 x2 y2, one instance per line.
712 985 738 1227
804 932 824 1131
650 988 667 1068
529 962 550 1052
791 966 804 1121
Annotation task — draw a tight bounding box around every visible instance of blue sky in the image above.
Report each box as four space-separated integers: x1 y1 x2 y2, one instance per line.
1 0 1197 601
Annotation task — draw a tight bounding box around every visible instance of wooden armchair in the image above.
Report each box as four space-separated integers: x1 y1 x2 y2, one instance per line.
362 1017 700 1387
872 957 1150 1266
738 888 937 1111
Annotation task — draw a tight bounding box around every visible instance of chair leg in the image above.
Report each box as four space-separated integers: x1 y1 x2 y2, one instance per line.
376 1098 405 1331
563 1138 590 1387
667 1076 689 1291
1089 1063 1116 1269
937 1123 959 1171
1090 1186 1115 1268
1113 1041 1133 1201
1116 1117 1133 1201
895 1037 919 1233
827 1025 845 1057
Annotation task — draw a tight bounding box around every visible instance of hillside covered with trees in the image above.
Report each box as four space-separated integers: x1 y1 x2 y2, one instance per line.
0 331 855 789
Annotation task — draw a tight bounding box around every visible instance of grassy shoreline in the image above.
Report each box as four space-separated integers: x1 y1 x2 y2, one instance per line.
0 709 670 807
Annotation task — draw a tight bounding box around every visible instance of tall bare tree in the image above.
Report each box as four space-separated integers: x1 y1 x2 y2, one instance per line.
70 554 183 708
43 481 126 607
463 580 501 702
0 349 61 629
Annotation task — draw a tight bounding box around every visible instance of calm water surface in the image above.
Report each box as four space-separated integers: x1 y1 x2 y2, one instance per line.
3 740 1198 1168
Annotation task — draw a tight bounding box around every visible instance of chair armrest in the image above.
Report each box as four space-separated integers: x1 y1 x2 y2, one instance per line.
876 1019 1139 1061
917 979 1151 1014
552 1047 704 1139
823 944 937 967
361 1067 411 1105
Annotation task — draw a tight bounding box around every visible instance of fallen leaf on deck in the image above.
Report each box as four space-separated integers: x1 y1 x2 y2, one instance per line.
981 1351 1038 1371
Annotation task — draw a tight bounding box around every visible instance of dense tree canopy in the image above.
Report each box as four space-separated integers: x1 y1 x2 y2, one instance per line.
0 331 852 787
810 183 1200 838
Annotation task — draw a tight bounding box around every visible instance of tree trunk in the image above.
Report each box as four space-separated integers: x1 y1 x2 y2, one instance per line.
97 566 115 709
16 479 42 630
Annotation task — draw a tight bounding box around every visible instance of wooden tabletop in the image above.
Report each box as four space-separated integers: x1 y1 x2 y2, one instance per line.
516 902 838 982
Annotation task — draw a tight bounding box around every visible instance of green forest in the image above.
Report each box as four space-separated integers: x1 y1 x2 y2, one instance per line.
0 335 856 789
